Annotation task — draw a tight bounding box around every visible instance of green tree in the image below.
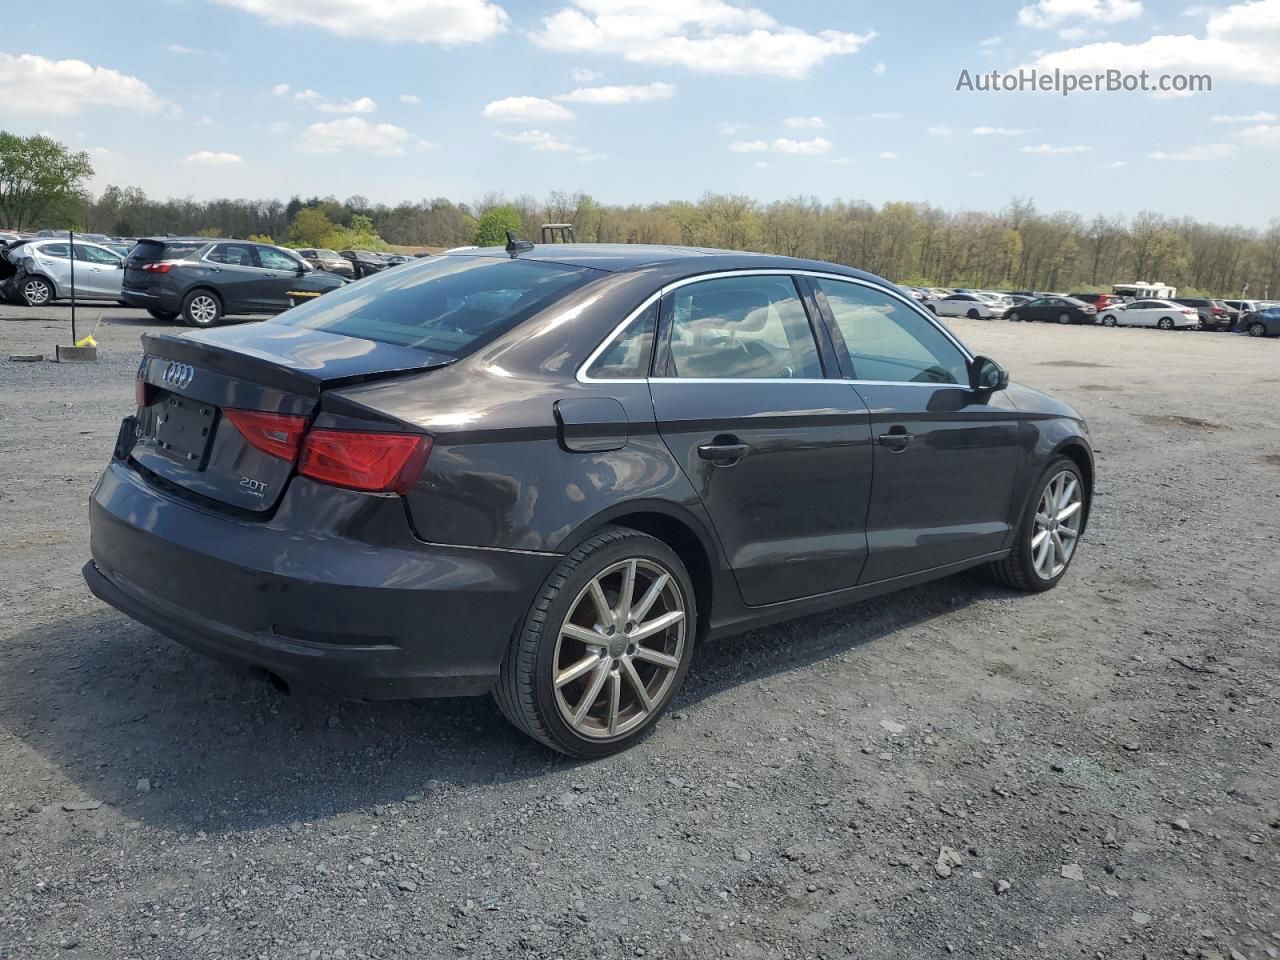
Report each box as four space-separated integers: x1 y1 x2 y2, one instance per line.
473 205 524 246
0 132 94 230
288 207 337 247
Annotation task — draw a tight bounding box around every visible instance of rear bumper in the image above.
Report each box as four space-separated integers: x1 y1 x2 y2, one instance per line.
86 460 560 699
122 289 182 312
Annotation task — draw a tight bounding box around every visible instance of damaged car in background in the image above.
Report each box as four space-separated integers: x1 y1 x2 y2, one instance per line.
0 237 127 306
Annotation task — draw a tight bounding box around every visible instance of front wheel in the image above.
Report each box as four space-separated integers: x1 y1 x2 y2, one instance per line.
1248 322 1267 338
494 526 696 758
182 290 223 327
1101 314 1117 327
1157 317 1174 330
1057 313 1072 325
1008 311 1021 322
966 309 981 319
985 457 1086 593
926 304 937 314
20 277 54 306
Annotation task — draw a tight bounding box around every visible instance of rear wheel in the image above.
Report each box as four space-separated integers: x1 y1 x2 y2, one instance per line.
985 457 1086 593
1157 317 1174 330
926 303 937 314
20 277 53 306
1249 322 1267 337
1008 311 1021 322
147 307 179 322
182 290 222 327
495 526 695 758
1057 313 1072 325
966 308 980 319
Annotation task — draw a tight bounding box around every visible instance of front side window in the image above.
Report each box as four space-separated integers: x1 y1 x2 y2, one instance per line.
275 255 600 356
208 243 257 266
816 279 969 385
665 275 822 380
586 300 658 379
258 246 302 271
75 244 121 265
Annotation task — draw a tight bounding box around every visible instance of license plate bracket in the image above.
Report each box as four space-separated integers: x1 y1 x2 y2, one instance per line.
153 395 218 469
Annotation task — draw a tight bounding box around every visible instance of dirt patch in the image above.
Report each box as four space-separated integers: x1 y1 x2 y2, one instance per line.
1259 453 1280 467
1078 384 1125 391
1138 414 1231 432
1037 360 1112 367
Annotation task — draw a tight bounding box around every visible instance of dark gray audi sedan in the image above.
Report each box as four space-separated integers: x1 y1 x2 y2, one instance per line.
85 242 1093 757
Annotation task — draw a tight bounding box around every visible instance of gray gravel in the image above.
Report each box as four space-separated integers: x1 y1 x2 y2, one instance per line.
2 304 1278 960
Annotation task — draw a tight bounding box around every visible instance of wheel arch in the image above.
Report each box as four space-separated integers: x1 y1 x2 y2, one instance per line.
1052 438 1094 533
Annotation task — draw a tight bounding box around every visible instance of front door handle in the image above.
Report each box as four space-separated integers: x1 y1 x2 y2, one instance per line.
698 440 750 464
878 431 915 449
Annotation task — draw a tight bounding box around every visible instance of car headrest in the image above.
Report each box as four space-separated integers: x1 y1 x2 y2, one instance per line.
689 285 773 332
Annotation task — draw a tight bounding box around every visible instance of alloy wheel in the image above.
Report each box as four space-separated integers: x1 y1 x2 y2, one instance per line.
1249 323 1265 337
1158 318 1173 330
188 295 219 325
1102 315 1116 327
552 558 686 739
1058 313 1071 324
22 279 50 305
1031 470 1083 581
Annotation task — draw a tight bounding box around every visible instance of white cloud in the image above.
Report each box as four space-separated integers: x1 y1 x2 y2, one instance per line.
1021 142 1094 153
772 136 833 154
184 150 244 165
531 0 876 78
1030 0 1280 85
271 83 290 96
718 120 747 135
196 115 214 127
783 115 825 128
1018 0 1143 29
571 67 604 83
298 117 419 155
828 156 852 165
1211 110 1277 122
400 94 423 104
317 95 377 113
878 151 898 159
166 43 202 54
86 146 110 156
868 111 902 120
1106 159 1128 166
928 124 952 136
728 139 769 152
214 0 509 45
973 126 1027 135
871 61 886 75
981 35 1004 45
482 95 575 122
494 129 590 152
1148 142 1237 158
555 81 676 103
1238 123 1280 145
0 52 172 115
754 160 770 168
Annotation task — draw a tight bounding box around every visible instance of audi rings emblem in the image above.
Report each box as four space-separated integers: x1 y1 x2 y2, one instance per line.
162 361 196 390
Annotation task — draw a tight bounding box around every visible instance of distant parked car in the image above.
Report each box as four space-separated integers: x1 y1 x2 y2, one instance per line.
339 249 389 279
1098 299 1199 329
1171 297 1232 330
1069 292 1124 313
929 293 998 319
1222 299 1257 318
1006 296 1097 325
295 247 356 279
1240 306 1280 338
121 237 346 327
0 238 125 306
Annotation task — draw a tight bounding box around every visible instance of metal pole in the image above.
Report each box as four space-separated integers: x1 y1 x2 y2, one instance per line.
69 230 77 343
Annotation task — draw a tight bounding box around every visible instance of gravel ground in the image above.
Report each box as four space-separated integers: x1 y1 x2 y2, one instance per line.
2 304 1278 960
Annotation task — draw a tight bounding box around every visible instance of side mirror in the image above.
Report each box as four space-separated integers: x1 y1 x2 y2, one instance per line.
969 355 1009 392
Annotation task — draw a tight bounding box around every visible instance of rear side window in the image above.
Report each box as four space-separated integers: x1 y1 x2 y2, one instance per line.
665 275 822 380
208 243 257 266
127 241 202 264
586 300 658 379
816 278 968 385
39 243 71 259
274 255 599 355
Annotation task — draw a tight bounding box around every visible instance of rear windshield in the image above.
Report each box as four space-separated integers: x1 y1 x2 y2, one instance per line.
272 255 601 355
126 240 204 264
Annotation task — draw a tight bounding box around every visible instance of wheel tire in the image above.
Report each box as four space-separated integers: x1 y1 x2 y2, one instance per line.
182 289 223 327
1157 317 1174 330
926 304 937 314
1057 313 1072 325
966 309 980 319
1008 312 1021 322
984 456 1086 593
494 525 696 758
1101 315 1117 327
20 276 54 307
1248 322 1266 338
146 307 179 322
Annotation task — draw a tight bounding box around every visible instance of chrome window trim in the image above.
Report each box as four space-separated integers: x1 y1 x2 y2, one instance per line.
576 269 974 385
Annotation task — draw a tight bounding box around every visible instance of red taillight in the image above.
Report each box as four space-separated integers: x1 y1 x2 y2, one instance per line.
142 261 174 273
299 430 431 494
224 408 309 462
135 379 151 407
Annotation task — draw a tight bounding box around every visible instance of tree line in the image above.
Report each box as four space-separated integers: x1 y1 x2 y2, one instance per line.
3 131 1276 298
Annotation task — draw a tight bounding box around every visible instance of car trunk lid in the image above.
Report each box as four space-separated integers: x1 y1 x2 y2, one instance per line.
129 324 452 513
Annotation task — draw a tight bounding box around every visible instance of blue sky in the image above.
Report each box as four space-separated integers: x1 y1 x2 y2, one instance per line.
1 0 1276 224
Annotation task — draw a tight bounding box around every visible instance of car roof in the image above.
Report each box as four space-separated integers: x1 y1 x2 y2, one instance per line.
443 242 888 283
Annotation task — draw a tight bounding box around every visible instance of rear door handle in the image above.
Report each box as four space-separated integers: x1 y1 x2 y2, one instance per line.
878 431 915 449
698 441 750 464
